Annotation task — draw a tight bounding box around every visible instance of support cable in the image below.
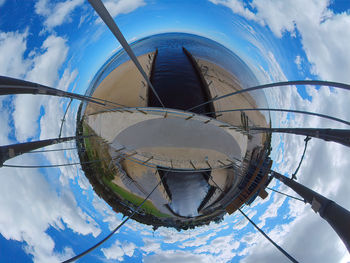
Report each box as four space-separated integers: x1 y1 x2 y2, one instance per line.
59 98 73 138
238 208 299 263
206 172 299 263
266 187 305 202
187 80 350 112
88 0 165 108
291 136 311 180
28 147 77 153
202 108 350 127
62 170 169 263
2 159 101 169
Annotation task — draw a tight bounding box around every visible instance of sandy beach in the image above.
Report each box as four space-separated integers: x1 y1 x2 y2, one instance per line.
195 58 268 129
85 52 155 116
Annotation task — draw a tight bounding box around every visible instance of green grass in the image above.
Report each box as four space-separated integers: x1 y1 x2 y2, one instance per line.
102 178 170 218
82 123 169 218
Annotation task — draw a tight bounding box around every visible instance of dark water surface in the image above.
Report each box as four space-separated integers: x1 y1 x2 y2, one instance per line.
148 47 213 114
165 172 209 217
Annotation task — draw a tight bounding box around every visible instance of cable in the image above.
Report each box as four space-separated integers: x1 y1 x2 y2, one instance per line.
238 208 299 263
187 80 350 112
202 108 350 127
62 170 169 263
266 187 305 202
59 98 73 138
28 147 77 153
208 172 299 263
2 159 101 169
291 136 311 180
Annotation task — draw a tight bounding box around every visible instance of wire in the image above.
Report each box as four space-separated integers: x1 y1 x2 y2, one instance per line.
207 172 299 263
291 136 311 180
238 208 299 263
62 170 169 263
2 159 102 169
59 98 73 138
202 108 350 127
266 187 305 202
28 147 77 153
187 80 350 112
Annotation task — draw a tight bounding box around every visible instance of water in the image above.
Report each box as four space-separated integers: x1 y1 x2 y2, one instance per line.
85 33 262 99
83 33 270 217
83 33 270 118
166 172 209 217
148 47 213 114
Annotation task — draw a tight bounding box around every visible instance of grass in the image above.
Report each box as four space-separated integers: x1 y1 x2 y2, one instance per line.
102 177 170 218
82 123 170 218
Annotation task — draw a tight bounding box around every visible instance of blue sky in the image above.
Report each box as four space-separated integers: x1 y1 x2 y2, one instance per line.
1 0 350 262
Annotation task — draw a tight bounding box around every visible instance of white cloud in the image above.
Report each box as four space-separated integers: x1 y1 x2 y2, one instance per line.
35 0 84 29
210 0 350 83
101 239 136 260
179 232 216 248
26 34 69 86
294 55 302 70
12 34 69 142
143 250 217 263
258 193 286 228
141 238 161 254
104 0 145 17
0 157 100 263
0 30 30 78
0 0 5 7
246 54 350 263
209 0 258 22
95 0 145 23
0 102 11 145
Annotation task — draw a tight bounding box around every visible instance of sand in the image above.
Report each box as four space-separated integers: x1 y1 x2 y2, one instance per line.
195 58 268 129
85 52 155 116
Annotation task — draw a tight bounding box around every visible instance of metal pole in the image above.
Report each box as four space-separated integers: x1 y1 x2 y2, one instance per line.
0 76 104 105
0 136 76 166
272 171 350 252
88 0 165 108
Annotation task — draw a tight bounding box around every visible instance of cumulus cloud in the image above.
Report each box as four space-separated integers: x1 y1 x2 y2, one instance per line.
35 0 84 29
0 157 100 263
12 34 69 142
143 250 217 263
0 30 30 78
141 238 162 254
101 239 136 260
258 192 286 228
210 0 350 83
94 0 145 23
0 103 11 145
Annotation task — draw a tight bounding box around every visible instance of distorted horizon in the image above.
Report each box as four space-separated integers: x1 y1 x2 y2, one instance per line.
0 0 350 262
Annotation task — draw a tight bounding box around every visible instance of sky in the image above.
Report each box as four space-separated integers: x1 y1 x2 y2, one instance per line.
0 0 350 262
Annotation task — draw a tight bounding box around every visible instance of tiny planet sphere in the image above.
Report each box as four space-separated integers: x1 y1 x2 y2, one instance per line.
76 33 272 230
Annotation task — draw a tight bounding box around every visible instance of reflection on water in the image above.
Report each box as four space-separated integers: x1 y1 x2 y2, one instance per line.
166 172 209 217
149 47 212 114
